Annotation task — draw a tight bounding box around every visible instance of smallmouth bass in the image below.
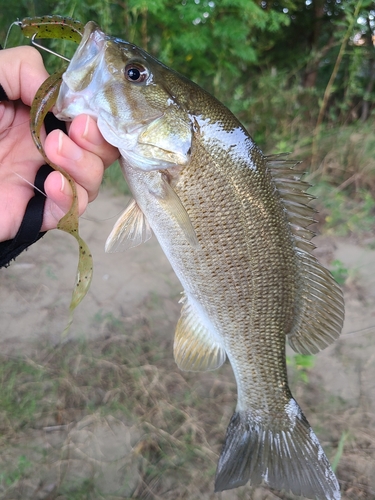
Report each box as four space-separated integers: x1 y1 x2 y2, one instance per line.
54 21 344 499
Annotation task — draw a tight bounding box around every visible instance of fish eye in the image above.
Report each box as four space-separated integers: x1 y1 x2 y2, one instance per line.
124 63 148 83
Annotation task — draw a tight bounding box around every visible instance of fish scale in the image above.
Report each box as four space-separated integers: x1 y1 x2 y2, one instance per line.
173 132 295 409
54 20 344 499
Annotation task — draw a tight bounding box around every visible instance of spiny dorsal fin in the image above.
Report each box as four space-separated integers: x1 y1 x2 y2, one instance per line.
174 293 226 372
105 199 152 252
266 155 345 353
266 154 317 250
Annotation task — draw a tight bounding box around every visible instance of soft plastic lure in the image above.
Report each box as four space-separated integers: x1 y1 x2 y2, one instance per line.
18 15 85 42
18 16 91 324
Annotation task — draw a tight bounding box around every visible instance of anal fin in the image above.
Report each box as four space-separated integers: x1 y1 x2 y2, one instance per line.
174 294 226 372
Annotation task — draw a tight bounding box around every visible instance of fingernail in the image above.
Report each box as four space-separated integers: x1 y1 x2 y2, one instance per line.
83 115 105 146
57 130 83 160
59 173 73 196
60 172 65 192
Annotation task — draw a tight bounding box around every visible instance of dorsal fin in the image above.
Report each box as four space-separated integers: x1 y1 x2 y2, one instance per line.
267 154 317 251
266 155 345 354
287 249 344 354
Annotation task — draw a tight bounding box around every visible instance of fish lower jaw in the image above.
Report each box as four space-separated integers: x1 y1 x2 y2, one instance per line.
53 97 94 121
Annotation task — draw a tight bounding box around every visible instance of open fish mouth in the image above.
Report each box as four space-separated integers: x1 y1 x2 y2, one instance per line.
61 21 108 92
54 22 111 120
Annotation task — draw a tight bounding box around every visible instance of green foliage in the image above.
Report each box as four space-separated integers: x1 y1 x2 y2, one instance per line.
1 2 375 208
331 431 349 472
311 181 375 237
0 455 33 488
330 260 350 285
1 1 374 118
286 353 315 384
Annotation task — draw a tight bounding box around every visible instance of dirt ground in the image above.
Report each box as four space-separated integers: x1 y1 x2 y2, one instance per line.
1 187 375 499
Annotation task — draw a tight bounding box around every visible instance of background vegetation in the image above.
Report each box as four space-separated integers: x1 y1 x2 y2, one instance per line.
2 0 375 175
1 0 375 212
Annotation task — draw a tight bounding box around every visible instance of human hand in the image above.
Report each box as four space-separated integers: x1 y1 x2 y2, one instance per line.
0 46 119 243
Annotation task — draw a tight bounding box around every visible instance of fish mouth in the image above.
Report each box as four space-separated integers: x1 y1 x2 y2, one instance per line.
54 22 110 119
54 20 164 151
64 21 108 92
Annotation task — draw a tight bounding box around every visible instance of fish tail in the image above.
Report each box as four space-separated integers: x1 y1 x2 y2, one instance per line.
215 400 340 500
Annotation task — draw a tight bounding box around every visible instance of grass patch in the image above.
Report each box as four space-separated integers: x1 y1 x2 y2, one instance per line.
310 182 375 238
102 160 130 196
0 310 235 498
0 307 373 498
0 359 56 434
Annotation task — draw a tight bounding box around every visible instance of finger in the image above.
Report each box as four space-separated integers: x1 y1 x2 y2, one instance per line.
0 46 49 106
41 170 88 231
68 114 120 168
44 129 106 201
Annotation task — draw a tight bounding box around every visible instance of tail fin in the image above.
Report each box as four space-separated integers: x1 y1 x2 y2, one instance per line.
215 400 340 500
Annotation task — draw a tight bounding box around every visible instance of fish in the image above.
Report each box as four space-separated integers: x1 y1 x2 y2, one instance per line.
54 21 345 499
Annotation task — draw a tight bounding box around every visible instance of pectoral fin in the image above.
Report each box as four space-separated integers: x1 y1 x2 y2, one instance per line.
105 199 152 252
156 177 199 247
174 294 226 372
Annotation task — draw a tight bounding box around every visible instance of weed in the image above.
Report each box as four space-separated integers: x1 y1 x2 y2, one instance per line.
332 431 349 472
0 455 32 488
102 160 130 196
310 182 375 238
330 259 350 286
287 354 316 384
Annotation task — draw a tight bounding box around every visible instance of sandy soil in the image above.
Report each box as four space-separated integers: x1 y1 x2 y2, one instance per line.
0 189 179 352
1 187 374 499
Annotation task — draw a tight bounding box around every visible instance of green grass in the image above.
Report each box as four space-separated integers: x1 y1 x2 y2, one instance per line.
102 160 130 196
310 182 375 238
0 304 373 498
0 455 33 489
0 310 231 498
286 354 316 384
0 359 55 432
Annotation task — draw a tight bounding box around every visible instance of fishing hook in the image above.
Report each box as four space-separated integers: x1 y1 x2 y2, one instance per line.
31 33 71 62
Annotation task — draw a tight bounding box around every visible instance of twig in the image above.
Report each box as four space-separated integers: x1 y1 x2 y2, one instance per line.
311 0 363 170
